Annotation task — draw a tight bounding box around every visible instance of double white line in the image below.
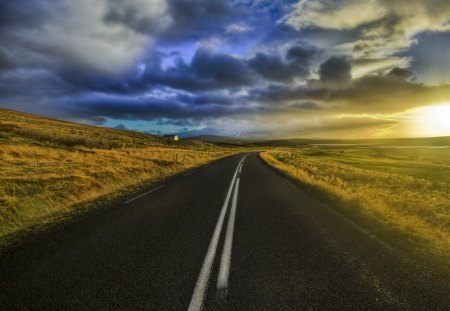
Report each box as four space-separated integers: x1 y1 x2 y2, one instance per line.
188 155 247 311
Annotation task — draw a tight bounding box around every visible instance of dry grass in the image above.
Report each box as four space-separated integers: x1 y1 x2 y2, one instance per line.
0 109 237 238
261 147 450 266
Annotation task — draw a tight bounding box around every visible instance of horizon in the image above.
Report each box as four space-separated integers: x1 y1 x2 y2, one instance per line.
1 1 450 138
4 105 450 143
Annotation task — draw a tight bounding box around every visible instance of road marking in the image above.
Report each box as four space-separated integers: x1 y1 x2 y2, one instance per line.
217 177 240 291
216 156 247 292
123 185 165 204
188 156 245 311
184 171 196 176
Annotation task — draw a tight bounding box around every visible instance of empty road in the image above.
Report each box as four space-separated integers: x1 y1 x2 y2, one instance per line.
1 153 449 310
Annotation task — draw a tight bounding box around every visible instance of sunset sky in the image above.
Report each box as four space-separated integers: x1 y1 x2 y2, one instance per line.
1 0 450 138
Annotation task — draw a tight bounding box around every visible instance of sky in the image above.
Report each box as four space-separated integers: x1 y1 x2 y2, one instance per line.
1 0 450 139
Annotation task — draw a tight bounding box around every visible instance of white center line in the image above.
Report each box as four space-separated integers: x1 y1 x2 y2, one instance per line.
184 171 196 176
217 177 240 291
123 185 165 204
188 156 245 311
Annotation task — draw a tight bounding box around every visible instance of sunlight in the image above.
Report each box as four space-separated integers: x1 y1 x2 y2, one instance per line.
421 104 450 136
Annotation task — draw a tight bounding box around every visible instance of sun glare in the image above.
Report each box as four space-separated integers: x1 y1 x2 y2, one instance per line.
420 104 450 136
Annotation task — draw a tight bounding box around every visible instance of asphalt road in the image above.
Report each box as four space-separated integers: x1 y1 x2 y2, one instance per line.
1 153 449 310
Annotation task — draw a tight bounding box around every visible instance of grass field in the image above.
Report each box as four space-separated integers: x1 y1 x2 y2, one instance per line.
261 146 450 269
0 109 237 239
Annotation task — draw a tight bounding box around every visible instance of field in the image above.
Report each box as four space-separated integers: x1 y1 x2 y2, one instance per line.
261 146 450 268
0 109 237 239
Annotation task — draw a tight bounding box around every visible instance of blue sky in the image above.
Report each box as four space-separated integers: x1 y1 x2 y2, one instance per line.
1 0 450 138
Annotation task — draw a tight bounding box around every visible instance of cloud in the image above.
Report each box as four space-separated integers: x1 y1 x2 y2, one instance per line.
250 69 450 114
298 116 398 136
249 52 304 82
248 44 317 82
226 23 253 34
45 45 319 95
0 0 156 75
284 0 450 59
103 0 239 43
387 67 413 80
103 0 171 35
351 57 410 78
0 0 242 78
290 101 322 110
328 75 450 113
175 93 234 106
319 56 352 88
59 92 254 123
285 0 385 31
190 48 255 87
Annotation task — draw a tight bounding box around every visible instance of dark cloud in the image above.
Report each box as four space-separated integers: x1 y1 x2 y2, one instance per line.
175 93 234 106
103 0 169 35
290 102 321 110
249 55 299 82
0 49 15 70
190 49 255 87
161 0 237 42
0 1 49 29
286 44 317 63
249 69 450 114
59 93 255 123
319 56 352 88
103 0 239 43
387 67 412 80
135 49 255 92
247 43 318 82
33 48 255 96
249 53 300 82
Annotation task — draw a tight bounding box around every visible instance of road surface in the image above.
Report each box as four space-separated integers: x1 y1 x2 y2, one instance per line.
1 153 449 310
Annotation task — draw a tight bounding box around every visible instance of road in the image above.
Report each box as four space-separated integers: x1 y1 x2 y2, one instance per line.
1 153 449 310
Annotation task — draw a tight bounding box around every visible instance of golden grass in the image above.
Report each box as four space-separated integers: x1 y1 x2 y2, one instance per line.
0 109 237 238
261 148 450 265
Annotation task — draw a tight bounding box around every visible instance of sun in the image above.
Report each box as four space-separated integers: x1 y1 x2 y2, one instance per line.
421 104 450 136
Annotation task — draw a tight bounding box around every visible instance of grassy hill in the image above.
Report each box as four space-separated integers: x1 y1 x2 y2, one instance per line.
0 108 235 239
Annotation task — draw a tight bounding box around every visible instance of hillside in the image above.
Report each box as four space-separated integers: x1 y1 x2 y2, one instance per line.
0 108 212 149
0 108 235 239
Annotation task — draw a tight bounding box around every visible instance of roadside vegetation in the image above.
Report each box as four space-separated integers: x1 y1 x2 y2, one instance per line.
0 109 237 239
261 146 450 269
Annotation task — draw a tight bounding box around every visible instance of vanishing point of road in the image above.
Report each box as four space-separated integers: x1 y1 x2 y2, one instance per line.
1 153 449 310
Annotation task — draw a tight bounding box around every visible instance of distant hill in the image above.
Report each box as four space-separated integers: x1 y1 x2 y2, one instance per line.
189 135 261 146
261 136 450 147
191 134 450 147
